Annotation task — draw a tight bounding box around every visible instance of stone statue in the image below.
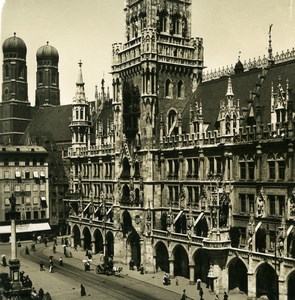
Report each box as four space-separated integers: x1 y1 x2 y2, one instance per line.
9 193 16 212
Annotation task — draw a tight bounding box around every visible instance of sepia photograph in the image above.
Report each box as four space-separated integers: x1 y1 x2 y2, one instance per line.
0 0 295 299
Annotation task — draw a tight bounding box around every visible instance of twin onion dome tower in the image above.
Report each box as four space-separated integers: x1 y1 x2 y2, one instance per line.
2 33 60 107
1 33 60 144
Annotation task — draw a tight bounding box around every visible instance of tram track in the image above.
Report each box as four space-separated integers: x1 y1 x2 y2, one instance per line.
19 244 178 300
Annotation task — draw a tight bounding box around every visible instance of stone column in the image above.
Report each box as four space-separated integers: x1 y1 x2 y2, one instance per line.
189 264 195 285
247 255 256 300
80 237 85 250
169 259 175 278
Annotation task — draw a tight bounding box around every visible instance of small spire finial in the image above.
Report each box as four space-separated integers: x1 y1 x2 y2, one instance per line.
78 60 82 68
46 41 49 45
268 24 273 62
238 51 241 61
13 32 16 37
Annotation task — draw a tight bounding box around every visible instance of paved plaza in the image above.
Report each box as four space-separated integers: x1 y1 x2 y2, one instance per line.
0 238 249 300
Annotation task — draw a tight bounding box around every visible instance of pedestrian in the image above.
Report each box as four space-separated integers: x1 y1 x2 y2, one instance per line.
44 239 47 247
63 245 67 256
80 284 86 297
176 278 179 285
223 292 228 300
74 245 78 251
85 249 89 257
180 289 187 299
215 294 219 300
129 259 134 270
199 287 204 300
38 288 44 299
61 237 64 245
2 255 7 267
40 260 45 271
25 246 29 255
139 263 144 275
59 257 63 266
197 278 201 290
53 245 56 254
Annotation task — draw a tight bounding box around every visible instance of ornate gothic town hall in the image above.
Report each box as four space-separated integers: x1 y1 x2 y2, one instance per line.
1 1 295 299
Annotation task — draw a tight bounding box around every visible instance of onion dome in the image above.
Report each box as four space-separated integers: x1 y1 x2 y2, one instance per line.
36 41 59 63
2 33 27 58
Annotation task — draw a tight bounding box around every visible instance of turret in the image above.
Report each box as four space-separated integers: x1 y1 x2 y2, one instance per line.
69 61 91 150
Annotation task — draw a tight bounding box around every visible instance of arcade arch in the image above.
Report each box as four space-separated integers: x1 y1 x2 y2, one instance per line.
172 245 189 278
154 241 169 273
228 257 248 294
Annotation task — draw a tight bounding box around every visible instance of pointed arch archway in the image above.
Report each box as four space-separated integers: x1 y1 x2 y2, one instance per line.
256 263 278 300
127 230 141 269
228 257 248 294
173 245 189 278
82 227 92 251
105 231 114 258
93 228 103 254
72 225 81 248
122 210 133 238
122 185 130 205
154 241 169 272
121 157 130 179
193 248 210 284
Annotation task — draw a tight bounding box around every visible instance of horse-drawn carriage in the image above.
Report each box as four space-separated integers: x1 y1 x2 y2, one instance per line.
96 263 122 276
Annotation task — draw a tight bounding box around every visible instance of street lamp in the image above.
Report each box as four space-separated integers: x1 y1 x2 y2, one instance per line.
100 191 107 257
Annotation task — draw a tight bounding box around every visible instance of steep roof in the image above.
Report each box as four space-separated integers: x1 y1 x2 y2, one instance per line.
22 105 72 144
183 59 295 132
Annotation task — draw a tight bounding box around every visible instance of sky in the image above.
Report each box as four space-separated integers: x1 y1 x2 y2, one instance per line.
1 0 295 106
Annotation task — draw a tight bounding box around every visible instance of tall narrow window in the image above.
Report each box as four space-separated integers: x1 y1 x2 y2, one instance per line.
165 79 172 97
177 81 183 98
268 154 275 180
277 155 285 180
239 156 246 179
38 71 43 84
5 65 9 77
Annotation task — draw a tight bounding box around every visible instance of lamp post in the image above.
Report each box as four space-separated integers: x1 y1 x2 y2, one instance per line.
101 191 107 258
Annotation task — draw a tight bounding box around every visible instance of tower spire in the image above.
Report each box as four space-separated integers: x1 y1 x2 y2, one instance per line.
226 77 234 98
74 60 86 103
268 24 274 65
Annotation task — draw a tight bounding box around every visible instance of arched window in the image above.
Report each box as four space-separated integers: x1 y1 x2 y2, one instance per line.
80 108 84 120
5 65 9 78
38 71 43 84
167 109 177 135
165 79 172 97
75 108 79 120
18 66 24 78
52 71 56 84
177 80 183 98
226 115 231 134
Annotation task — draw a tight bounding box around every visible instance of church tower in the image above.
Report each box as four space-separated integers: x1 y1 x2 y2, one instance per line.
35 42 60 106
0 33 31 144
112 0 204 150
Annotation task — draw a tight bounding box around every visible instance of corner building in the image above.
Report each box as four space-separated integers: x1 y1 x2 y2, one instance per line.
65 1 295 299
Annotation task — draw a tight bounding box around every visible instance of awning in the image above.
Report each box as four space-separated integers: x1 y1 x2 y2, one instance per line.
173 210 183 224
0 222 51 234
106 206 113 216
15 171 21 178
33 171 39 178
83 202 91 212
193 212 205 227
